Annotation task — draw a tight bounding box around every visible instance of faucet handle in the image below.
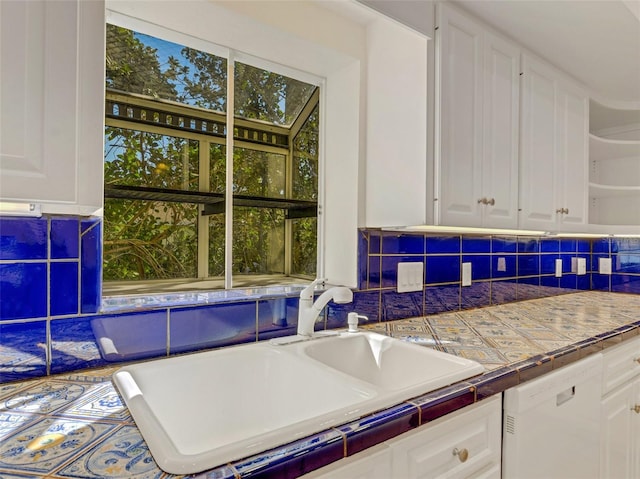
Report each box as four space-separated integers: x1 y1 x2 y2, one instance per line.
300 278 327 300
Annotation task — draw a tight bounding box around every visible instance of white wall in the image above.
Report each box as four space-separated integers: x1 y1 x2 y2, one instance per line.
364 18 428 227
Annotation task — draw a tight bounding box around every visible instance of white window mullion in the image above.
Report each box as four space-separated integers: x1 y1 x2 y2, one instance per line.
224 54 235 289
197 139 210 279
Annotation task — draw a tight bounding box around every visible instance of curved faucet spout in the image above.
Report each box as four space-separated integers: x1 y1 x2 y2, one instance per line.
297 285 353 337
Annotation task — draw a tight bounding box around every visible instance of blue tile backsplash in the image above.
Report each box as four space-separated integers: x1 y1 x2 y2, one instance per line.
1 217 640 383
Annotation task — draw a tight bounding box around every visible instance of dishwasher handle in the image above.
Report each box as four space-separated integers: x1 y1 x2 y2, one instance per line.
556 386 576 406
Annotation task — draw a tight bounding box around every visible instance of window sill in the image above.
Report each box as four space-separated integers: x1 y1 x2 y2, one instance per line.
101 275 309 313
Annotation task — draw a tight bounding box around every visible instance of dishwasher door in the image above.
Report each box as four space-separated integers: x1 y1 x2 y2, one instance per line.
502 353 603 479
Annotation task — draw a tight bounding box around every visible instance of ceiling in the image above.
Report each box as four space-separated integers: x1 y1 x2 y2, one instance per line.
451 0 640 104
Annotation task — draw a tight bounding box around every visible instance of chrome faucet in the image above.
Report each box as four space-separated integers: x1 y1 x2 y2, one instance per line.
297 278 353 337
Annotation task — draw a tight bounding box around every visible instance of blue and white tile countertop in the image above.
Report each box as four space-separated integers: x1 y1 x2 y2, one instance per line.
0 291 639 479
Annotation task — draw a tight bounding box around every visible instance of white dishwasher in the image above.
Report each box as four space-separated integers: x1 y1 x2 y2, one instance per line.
502 353 603 479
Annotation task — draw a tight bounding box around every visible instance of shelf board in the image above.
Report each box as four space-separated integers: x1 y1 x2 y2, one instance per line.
589 134 640 162
104 185 317 218
589 182 640 199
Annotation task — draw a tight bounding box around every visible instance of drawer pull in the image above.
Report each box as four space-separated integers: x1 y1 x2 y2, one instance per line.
634 357 640 365
453 447 469 463
632 405 640 414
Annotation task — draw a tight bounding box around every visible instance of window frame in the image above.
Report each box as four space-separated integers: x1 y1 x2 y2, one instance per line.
103 20 322 290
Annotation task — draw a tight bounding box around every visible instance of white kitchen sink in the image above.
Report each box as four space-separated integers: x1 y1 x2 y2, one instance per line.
303 331 485 393
113 331 483 475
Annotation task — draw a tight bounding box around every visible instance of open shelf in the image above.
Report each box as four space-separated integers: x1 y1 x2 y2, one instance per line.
104 185 317 218
589 183 640 199
589 134 640 162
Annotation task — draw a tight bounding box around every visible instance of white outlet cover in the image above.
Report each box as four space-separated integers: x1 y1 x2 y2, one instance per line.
577 257 587 275
555 258 563 278
497 257 506 272
397 262 423 293
599 257 612 275
462 262 472 287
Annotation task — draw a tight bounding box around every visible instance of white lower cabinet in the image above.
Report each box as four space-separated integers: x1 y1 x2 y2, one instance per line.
305 395 501 479
389 395 501 479
600 336 640 479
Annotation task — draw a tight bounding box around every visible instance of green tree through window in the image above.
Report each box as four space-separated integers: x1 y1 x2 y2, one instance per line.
103 24 318 288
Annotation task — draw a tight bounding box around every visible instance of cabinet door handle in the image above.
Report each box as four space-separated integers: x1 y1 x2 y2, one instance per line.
556 208 564 214
487 198 495 206
634 357 640 365
564 208 569 214
477 198 486 205
632 405 640 414
453 447 469 463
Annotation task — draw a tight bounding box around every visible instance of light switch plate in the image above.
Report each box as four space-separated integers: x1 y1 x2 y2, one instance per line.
599 257 612 275
555 258 563 277
397 262 423 293
462 262 472 287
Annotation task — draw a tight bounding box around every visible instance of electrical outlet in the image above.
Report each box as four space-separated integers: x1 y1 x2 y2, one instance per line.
577 257 586 275
555 258 563 278
462 262 472 287
497 257 506 272
397 262 423 293
599 257 612 275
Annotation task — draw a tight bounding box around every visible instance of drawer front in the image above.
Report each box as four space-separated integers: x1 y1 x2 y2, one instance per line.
389 396 501 479
603 336 640 395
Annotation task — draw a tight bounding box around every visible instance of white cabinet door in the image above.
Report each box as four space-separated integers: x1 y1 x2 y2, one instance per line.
600 336 640 479
389 396 501 479
437 3 484 227
600 380 639 479
437 4 519 229
555 80 589 228
519 54 588 232
481 32 520 229
519 55 559 230
0 0 105 215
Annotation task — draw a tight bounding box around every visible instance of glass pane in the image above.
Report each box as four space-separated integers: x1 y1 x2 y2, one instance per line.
292 217 317 277
234 62 316 127
106 24 227 113
208 213 225 277
292 105 319 201
233 207 285 275
103 199 198 280
210 143 226 194
105 127 199 190
233 148 285 198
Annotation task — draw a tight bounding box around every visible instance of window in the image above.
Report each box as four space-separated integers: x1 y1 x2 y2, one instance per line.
103 23 320 293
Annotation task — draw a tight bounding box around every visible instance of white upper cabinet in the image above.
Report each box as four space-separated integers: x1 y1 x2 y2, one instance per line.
0 0 105 216
436 3 519 229
519 54 589 232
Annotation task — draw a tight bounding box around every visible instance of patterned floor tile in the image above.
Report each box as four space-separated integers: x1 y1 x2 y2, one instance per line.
0 411 40 441
0 417 116 475
53 384 130 422
53 425 170 479
2 381 90 415
0 382 39 402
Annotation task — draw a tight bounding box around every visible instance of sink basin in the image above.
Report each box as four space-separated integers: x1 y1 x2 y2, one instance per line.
113 331 483 475
303 331 484 394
